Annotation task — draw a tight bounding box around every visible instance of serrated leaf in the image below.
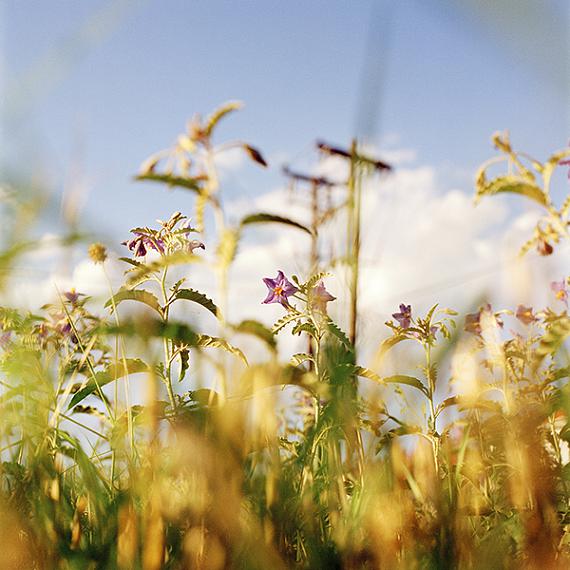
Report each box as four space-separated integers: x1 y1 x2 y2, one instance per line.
272 312 302 334
204 101 243 137
134 173 203 194
169 288 219 318
306 272 333 291
196 335 248 366
290 353 314 367
291 321 317 338
118 257 143 268
232 319 276 351
383 375 428 397
69 359 150 408
240 212 312 235
327 320 352 349
351 365 382 383
105 288 162 316
476 175 547 207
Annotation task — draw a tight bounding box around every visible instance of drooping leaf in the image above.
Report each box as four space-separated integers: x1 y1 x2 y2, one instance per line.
351 365 382 383
383 375 428 397
435 396 459 417
475 174 547 207
169 288 219 318
232 319 276 351
118 257 143 268
69 358 150 408
134 173 204 194
240 212 312 235
196 334 248 366
105 288 162 316
377 334 409 358
290 353 314 367
204 101 243 137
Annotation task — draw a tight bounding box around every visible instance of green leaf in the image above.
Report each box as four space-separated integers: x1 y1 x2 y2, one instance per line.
102 319 199 346
384 375 428 397
204 101 243 137
272 312 302 334
69 359 149 409
305 272 333 291
290 353 314 367
377 334 408 358
240 212 312 235
126 251 201 287
196 335 248 366
534 316 570 367
134 173 203 194
291 321 317 338
351 365 382 383
543 148 570 194
118 257 143 268
435 396 459 417
189 388 220 407
105 288 162 316
326 320 352 349
169 288 219 318
232 319 276 351
475 174 547 207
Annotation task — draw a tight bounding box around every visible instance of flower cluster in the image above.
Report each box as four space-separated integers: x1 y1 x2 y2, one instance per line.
122 211 205 258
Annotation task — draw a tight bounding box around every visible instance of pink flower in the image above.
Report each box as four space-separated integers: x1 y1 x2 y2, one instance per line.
310 281 336 313
262 271 298 308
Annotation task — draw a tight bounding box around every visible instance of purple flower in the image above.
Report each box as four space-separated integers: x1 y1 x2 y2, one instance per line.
262 270 298 308
515 304 536 325
465 304 503 335
551 279 568 306
122 232 165 258
310 281 336 313
63 289 80 305
392 304 412 329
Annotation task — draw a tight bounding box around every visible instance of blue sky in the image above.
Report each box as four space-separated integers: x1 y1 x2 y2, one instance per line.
2 0 567 240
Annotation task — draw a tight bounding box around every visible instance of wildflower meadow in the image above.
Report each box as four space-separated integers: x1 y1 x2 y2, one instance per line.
0 95 570 570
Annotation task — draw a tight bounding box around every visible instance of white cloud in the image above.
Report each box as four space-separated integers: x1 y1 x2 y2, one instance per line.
4 145 567 373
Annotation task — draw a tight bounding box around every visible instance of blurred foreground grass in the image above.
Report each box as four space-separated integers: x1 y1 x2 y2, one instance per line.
1 109 570 569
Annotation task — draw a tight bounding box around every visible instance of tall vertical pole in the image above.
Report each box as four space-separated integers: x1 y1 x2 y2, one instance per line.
348 139 360 349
